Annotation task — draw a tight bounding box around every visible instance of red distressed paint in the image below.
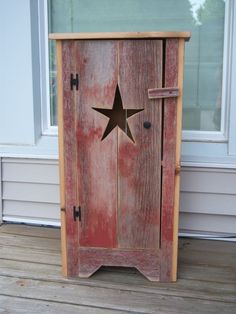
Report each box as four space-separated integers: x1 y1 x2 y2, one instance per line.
74 40 118 249
79 247 160 281
118 40 163 250
118 142 138 178
62 40 79 276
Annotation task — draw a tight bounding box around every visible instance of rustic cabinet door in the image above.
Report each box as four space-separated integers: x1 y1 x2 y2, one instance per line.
75 40 118 249
118 40 162 250
61 38 179 281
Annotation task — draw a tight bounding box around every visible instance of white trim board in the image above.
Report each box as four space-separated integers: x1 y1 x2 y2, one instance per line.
228 1 236 155
3 216 60 227
1 157 58 165
179 232 236 242
0 135 58 159
181 162 236 170
0 158 2 223
38 0 58 135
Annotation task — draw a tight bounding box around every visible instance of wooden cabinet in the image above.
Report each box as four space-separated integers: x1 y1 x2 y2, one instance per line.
50 32 190 282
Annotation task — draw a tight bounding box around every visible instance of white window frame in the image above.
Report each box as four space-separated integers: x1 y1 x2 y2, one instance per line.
39 0 58 136
182 0 233 143
39 0 234 145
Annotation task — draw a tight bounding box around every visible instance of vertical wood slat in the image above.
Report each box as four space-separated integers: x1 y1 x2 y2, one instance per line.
75 40 118 250
61 40 79 276
160 39 179 282
56 41 67 275
118 40 163 253
172 38 185 281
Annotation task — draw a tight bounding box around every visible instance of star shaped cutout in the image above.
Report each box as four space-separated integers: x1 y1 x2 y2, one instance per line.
92 85 143 143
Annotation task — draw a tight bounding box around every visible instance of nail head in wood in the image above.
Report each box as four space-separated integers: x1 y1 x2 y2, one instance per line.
143 121 152 129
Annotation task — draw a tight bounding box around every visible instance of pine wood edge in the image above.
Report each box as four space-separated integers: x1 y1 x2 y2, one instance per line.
56 40 68 276
172 39 185 281
49 31 190 41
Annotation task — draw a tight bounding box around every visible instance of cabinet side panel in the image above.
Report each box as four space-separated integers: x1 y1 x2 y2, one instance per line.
160 39 178 281
172 38 185 281
62 40 79 276
56 41 67 276
118 40 163 249
75 40 118 248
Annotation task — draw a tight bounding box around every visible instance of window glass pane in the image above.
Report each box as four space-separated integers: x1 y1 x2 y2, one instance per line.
49 41 57 126
48 0 225 131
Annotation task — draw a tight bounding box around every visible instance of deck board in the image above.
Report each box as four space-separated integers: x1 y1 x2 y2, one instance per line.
0 295 124 314
0 223 235 313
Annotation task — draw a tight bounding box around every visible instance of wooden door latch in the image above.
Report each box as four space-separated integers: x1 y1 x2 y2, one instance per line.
148 87 179 99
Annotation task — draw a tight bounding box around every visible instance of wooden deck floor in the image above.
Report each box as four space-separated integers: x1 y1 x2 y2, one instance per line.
0 224 235 313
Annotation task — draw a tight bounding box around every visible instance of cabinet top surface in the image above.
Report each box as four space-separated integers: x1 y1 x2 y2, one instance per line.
49 31 190 41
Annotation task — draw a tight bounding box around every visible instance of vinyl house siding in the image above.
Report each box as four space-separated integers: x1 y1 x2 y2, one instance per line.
1 158 60 226
180 167 236 234
1 157 236 235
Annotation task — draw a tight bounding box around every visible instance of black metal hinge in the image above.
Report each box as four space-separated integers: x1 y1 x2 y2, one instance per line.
73 205 81 222
70 73 79 91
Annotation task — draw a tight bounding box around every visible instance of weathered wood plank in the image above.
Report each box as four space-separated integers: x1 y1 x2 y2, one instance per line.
0 259 63 281
178 264 236 284
173 38 185 280
148 87 179 99
0 245 61 265
62 40 79 276
179 238 236 254
79 247 160 281
0 257 236 304
49 31 191 40
0 275 235 314
0 276 154 314
56 39 68 277
0 233 60 252
179 249 236 268
0 295 124 314
0 245 236 301
0 224 60 239
118 39 162 253
1 261 236 304
92 268 236 303
75 40 118 249
1 225 236 314
160 39 178 281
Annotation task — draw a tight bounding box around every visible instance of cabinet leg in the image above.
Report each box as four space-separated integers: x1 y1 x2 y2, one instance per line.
136 265 160 282
78 262 101 278
78 247 161 281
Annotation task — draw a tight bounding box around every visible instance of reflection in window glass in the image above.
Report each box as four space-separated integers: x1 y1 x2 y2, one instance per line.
48 0 225 131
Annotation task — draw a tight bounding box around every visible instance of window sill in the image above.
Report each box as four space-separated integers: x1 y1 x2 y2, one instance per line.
0 135 58 159
1 133 236 167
